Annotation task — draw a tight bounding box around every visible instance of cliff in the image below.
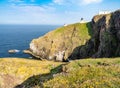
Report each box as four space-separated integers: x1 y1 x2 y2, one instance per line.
70 9 120 59
25 23 92 61
26 9 120 61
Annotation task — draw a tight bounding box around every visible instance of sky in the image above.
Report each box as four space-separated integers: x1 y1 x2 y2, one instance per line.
0 0 120 25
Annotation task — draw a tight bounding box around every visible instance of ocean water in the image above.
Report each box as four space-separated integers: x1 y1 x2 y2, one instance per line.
0 25 60 58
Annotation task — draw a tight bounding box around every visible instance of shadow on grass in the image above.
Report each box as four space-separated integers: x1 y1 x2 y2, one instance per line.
14 64 66 88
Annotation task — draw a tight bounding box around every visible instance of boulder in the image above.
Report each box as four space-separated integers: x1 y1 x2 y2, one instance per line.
8 49 20 54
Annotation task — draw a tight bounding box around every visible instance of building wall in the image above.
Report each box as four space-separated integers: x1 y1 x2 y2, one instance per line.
98 11 111 15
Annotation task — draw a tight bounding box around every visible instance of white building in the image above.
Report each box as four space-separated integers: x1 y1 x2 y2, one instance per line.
98 11 111 15
80 20 87 23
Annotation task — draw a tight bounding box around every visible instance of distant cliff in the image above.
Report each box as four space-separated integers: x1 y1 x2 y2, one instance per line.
26 9 120 61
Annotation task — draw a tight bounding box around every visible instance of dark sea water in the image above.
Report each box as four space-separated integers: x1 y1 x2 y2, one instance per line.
0 24 60 58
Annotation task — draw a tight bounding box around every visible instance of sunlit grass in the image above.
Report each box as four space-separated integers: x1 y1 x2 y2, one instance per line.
0 58 120 88
0 58 63 88
44 58 120 88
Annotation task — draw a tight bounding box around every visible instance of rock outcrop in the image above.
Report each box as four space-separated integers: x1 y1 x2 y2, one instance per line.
8 49 20 54
25 23 92 61
26 9 120 61
70 9 120 59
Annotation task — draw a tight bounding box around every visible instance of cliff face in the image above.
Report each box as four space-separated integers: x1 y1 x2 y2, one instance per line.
70 10 120 59
27 9 120 61
27 23 92 61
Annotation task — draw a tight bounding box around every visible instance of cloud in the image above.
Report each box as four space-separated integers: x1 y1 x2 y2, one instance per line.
52 0 103 5
1 0 103 24
9 0 24 3
53 0 73 5
53 0 64 5
10 4 55 13
82 0 102 5
2 4 82 24
4 4 59 24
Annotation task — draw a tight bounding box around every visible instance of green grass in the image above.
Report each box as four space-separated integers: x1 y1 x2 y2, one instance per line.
54 22 93 37
53 22 93 46
0 58 63 88
0 58 120 88
44 58 120 88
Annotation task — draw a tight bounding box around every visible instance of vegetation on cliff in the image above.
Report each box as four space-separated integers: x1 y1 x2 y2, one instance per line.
26 22 93 61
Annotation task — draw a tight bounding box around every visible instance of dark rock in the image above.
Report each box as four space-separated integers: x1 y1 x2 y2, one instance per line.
70 9 120 59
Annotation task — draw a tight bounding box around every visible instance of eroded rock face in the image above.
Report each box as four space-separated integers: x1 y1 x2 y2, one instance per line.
70 9 120 59
92 10 120 57
27 23 91 61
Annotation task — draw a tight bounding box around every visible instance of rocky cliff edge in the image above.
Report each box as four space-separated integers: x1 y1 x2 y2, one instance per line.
24 23 92 61
25 9 120 61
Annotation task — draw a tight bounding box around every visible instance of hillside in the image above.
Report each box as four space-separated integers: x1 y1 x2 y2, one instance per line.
25 9 120 61
0 58 63 88
24 22 93 61
0 58 120 88
0 58 119 88
44 58 120 88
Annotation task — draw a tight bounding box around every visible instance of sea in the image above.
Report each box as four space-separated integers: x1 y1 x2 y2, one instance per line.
0 24 60 58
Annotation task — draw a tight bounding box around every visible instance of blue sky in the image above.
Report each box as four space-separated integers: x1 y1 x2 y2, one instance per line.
0 0 120 25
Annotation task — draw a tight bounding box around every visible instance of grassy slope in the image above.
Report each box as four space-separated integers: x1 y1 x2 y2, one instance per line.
0 58 63 88
44 58 120 88
0 58 120 88
53 22 92 44
30 22 92 60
